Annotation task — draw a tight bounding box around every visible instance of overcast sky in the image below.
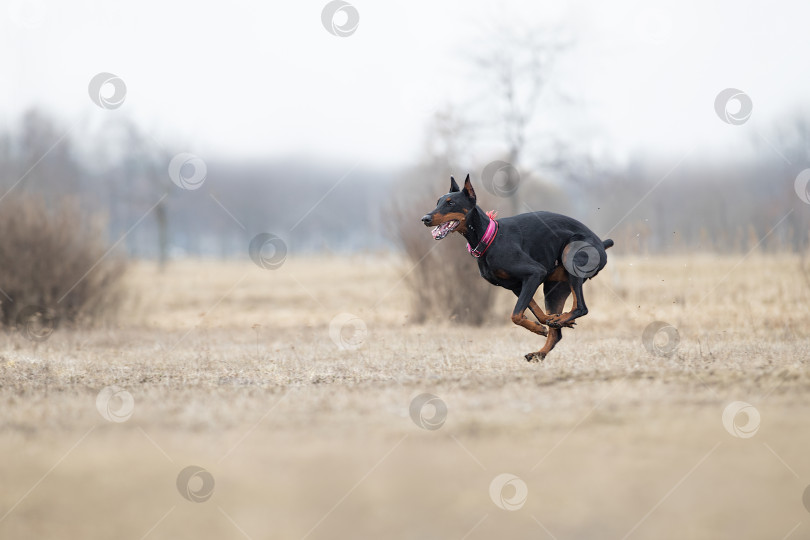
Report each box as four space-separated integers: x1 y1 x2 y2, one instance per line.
2 0 808 168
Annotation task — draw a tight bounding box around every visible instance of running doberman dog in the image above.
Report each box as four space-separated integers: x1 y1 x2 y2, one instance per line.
421 175 614 362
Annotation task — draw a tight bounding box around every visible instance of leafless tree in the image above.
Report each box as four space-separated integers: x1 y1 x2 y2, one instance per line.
98 119 172 268
389 109 497 325
471 25 571 214
764 112 810 252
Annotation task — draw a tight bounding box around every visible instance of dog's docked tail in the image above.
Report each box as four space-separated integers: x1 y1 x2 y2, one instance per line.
603 239 614 249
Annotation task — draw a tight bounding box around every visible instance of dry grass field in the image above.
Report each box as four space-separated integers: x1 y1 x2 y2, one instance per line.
2 253 810 540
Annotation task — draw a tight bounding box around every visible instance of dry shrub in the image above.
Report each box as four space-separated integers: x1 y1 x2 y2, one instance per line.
390 172 496 326
0 194 126 331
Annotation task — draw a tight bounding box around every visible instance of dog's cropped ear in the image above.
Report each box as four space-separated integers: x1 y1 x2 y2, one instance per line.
462 174 476 202
449 176 460 193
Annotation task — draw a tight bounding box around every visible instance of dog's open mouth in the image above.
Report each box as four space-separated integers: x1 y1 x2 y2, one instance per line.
431 220 459 240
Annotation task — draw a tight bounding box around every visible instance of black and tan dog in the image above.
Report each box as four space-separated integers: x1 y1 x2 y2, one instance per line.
421 175 613 361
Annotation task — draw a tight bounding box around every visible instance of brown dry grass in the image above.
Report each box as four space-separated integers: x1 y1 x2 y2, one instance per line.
1 253 809 540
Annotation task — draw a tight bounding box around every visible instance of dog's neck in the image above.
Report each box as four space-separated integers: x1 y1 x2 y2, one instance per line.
462 206 491 247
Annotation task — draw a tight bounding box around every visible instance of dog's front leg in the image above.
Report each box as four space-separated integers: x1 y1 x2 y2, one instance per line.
528 299 550 325
510 273 548 337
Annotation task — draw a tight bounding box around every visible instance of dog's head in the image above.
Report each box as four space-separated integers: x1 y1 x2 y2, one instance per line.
421 174 477 240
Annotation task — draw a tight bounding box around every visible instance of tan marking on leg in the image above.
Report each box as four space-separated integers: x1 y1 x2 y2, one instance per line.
538 328 562 355
511 311 548 337
528 299 549 323
552 284 579 325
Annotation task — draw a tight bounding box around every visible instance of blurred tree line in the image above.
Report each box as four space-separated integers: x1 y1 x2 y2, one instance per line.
0 109 391 264
0 107 807 266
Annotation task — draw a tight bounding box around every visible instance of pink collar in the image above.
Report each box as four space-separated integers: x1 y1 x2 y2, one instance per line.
467 218 499 258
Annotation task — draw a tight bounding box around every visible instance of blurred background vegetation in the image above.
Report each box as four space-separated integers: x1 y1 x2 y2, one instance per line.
2 3 809 327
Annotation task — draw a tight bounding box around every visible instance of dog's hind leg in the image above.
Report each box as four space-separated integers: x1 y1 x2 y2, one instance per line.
546 276 588 328
525 281 571 362
545 237 605 329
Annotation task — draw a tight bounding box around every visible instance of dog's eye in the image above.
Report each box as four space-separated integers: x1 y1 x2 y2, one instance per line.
447 200 454 206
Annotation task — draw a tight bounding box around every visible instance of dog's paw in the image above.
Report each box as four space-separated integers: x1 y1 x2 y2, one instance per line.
524 352 546 363
546 314 576 329
545 315 562 328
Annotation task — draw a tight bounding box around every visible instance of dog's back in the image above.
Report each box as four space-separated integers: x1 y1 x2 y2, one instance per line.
500 211 612 275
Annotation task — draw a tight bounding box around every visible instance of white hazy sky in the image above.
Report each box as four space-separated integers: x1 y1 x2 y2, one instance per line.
2 0 808 167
